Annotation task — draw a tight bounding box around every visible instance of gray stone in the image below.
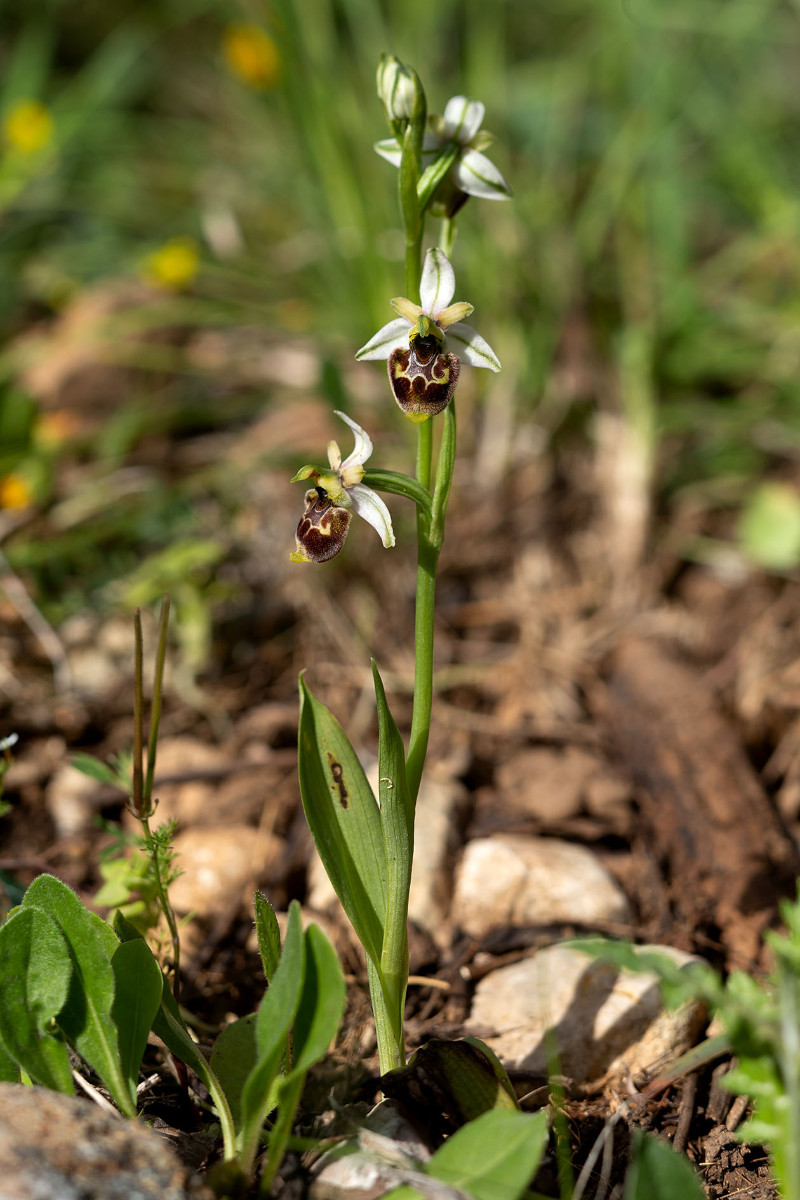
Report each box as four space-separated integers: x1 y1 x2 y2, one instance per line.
0 1084 212 1200
451 835 630 938
469 943 707 1084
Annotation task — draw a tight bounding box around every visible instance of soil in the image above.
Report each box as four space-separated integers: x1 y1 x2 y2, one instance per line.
1 316 797 1199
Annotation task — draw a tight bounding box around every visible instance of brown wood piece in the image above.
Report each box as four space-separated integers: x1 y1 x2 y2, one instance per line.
592 638 800 968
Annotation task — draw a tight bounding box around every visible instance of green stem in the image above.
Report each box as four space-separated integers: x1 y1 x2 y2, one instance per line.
258 1073 305 1198
439 216 457 259
367 957 404 1074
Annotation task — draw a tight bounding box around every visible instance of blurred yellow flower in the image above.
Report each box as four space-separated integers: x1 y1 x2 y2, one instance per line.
2 100 53 155
0 474 34 510
143 237 199 291
223 24 281 90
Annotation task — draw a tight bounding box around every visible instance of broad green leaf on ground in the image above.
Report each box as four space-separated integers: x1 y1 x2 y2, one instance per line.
111 937 163 1100
210 1014 257 1131
0 907 74 1093
624 1129 705 1200
254 891 282 984
298 674 386 965
22 873 134 1116
292 923 346 1074
427 1109 548 1200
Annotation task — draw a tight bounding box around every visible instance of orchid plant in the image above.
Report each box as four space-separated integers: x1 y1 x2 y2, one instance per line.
291 56 510 1076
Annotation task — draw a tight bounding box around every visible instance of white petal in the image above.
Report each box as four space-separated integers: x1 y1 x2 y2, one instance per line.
446 322 501 372
349 484 395 548
455 149 512 200
442 96 485 144
419 247 455 316
327 439 342 470
334 410 373 468
374 137 403 166
355 317 410 361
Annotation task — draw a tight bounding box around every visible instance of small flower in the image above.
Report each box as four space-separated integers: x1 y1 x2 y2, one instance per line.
290 412 395 563
223 24 281 90
2 100 53 156
375 95 511 210
0 473 33 510
142 237 199 291
355 248 500 422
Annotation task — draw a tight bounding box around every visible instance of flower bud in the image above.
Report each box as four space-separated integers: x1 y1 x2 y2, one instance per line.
292 488 351 563
376 55 423 130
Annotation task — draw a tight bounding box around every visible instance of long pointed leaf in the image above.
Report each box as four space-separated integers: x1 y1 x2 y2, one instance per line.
239 901 306 1170
298 675 386 964
373 660 412 1047
427 1109 548 1200
292 924 346 1074
111 938 163 1098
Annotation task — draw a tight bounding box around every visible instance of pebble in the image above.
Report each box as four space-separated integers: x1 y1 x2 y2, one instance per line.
451 835 630 938
469 943 707 1083
0 1083 212 1199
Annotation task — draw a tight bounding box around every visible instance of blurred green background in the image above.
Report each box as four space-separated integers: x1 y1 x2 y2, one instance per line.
3 0 800 636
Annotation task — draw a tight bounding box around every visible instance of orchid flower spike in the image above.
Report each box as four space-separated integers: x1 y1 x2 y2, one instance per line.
355 247 500 422
290 411 395 563
375 94 511 213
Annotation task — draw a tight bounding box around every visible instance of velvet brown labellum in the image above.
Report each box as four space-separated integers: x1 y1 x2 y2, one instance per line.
388 333 460 421
295 487 351 562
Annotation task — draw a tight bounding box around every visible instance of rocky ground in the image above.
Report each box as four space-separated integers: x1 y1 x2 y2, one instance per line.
1 321 797 1197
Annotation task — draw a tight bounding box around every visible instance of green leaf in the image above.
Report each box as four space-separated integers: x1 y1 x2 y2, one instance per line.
373 660 412 1046
210 1014 258 1132
0 1037 18 1083
22 874 134 1116
111 938 163 1099
254 892 282 984
292 923 346 1074
624 1130 705 1200
0 907 74 1094
238 901 306 1170
297 675 386 965
738 482 800 571
427 1109 549 1200
70 753 124 787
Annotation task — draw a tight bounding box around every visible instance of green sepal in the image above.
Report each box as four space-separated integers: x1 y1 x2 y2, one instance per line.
297 674 387 965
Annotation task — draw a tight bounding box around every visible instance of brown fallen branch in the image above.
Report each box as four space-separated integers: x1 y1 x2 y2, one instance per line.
591 637 800 969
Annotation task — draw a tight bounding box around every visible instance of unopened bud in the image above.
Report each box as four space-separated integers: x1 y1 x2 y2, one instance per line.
376 55 423 130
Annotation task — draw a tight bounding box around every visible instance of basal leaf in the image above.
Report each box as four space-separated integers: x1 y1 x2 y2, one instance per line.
624 1129 705 1200
239 901 306 1170
254 891 282 984
22 873 134 1116
373 661 412 1044
427 1109 548 1200
0 907 74 1094
210 1014 258 1132
111 937 163 1098
292 923 346 1074
298 675 386 965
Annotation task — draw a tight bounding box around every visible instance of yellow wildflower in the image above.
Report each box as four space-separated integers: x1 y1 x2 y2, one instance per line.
223 25 281 90
143 237 199 291
0 474 34 510
2 100 53 155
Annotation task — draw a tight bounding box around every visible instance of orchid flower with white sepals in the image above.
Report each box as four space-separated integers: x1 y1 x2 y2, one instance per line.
290 411 395 563
375 95 511 204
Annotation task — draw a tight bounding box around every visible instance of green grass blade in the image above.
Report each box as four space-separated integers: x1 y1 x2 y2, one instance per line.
0 907 74 1094
298 674 386 965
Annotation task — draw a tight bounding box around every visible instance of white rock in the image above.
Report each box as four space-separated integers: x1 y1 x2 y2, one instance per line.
169 824 266 917
452 835 630 938
469 943 707 1083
